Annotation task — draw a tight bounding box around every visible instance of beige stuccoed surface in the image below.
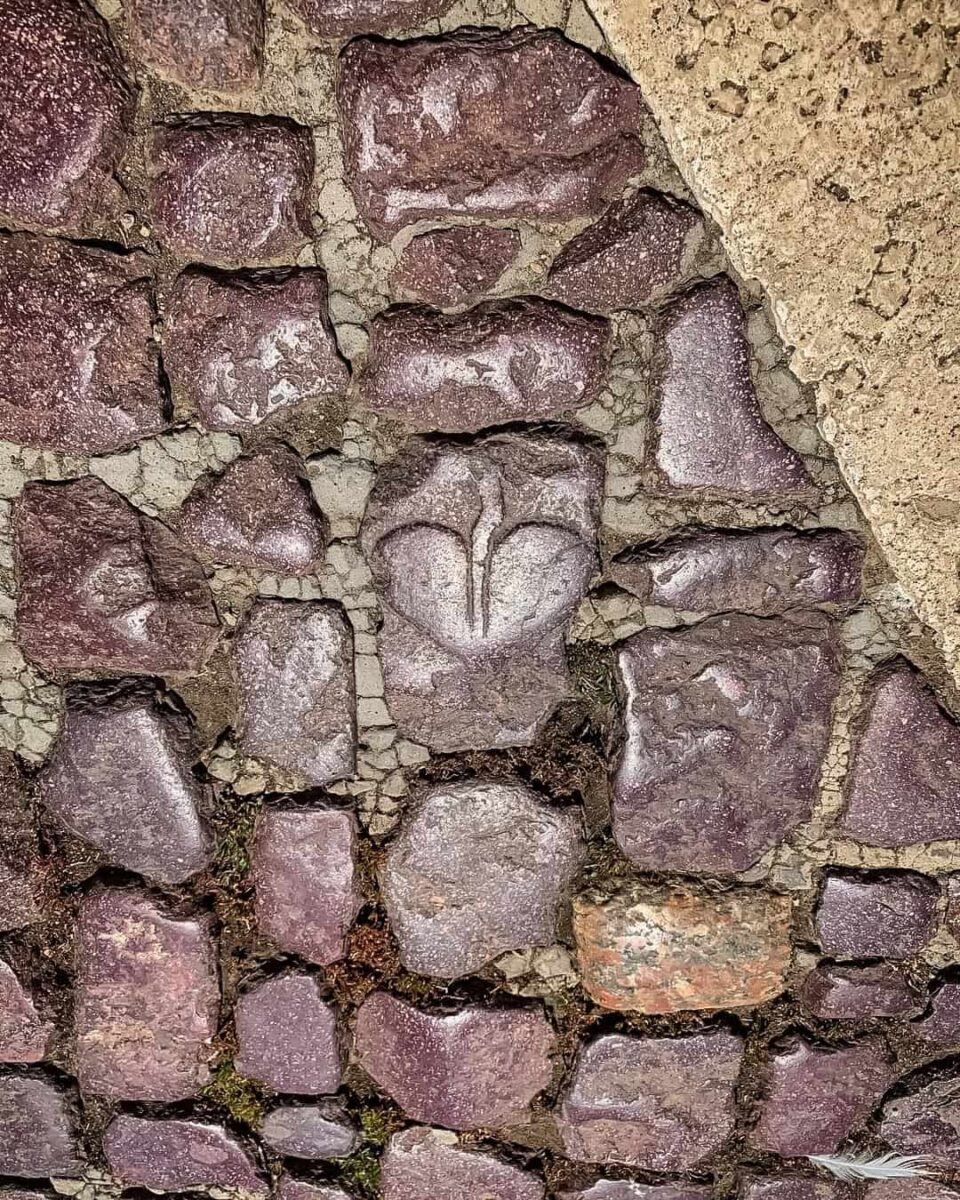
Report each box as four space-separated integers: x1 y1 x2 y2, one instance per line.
588 0 960 678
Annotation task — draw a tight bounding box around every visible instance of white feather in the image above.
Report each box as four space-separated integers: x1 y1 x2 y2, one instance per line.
808 1152 931 1182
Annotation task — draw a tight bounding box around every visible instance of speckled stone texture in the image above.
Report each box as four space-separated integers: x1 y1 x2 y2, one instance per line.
337 28 644 238
750 1035 896 1156
288 0 454 35
882 1075 960 1167
262 1102 357 1159
391 226 520 307
164 267 348 432
613 612 841 873
149 115 313 263
75 889 219 1100
362 433 601 751
354 992 555 1131
741 1178 850 1200
800 963 921 1020
562 1187 713 1200
816 871 939 960
573 886 792 1013
840 663 960 845
0 1077 81 1178
252 808 359 966
382 779 583 978
610 529 863 616
235 602 355 786
914 980 960 1046
127 0 264 92
104 1116 267 1195
381 1126 544 1200
15 478 220 677
279 1181 350 1200
558 1030 743 1168
654 279 809 492
0 959 51 1062
866 1184 960 1200
0 0 133 233
0 755 40 932
234 973 341 1094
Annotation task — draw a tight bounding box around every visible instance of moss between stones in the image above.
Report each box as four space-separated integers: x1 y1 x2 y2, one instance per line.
201 1058 266 1128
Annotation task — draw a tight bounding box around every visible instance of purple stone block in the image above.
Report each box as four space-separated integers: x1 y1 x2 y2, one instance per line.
816 871 939 960
913 980 960 1047
75 889 219 1100
882 1075 960 1167
613 612 841 873
287 0 454 36
234 974 341 1094
0 755 40 933
740 1178 850 1200
104 1116 267 1195
261 1102 357 1159
0 960 51 1062
560 1186 713 1200
800 963 922 1019
279 1181 350 1200
0 1077 81 1179
865 1182 960 1200
654 279 810 492
381 1126 544 1200
127 0 264 92
354 992 555 1131
391 227 520 307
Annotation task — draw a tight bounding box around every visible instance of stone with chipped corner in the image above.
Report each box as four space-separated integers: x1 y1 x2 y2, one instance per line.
359 299 609 431
883 1079 960 1168
0 235 164 453
75 888 219 1100
0 755 40 932
337 29 644 238
262 1102 357 1159
0 1077 81 1178
235 602 355 787
15 478 220 677
801 963 922 1020
361 433 601 751
914 980 960 1046
0 959 51 1062
235 974 341 1094
127 0 263 92
287 0 455 35
654 279 810 492
382 779 583 978
560 1186 713 1200
149 115 313 263
573 885 792 1013
252 808 359 966
613 612 841 873
391 226 521 307
104 1116 267 1195
381 1126 544 1200
558 1030 743 1169
354 992 555 1131
816 870 939 960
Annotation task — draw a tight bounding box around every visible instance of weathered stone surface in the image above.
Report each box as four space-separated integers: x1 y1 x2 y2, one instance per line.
177 447 325 575
149 115 313 263
337 29 644 238
654 279 809 492
0 960 51 1062
76 889 219 1100
882 1075 960 1167
0 755 40 933
235 974 341 1094
0 0 133 233
558 1030 743 1168
382 779 583 978
252 809 359 966
750 1035 896 1156
104 1116 266 1195
573 885 792 1014
279 1181 349 1200
0 235 163 453
16 478 220 677
839 664 960 846
128 0 263 92
361 433 601 751
613 612 841 873
287 0 454 36
610 529 864 616
359 299 608 432
236 602 355 787
741 1178 849 1200
561 1186 712 1200
262 1102 357 1159
391 226 520 307
354 992 555 1131
866 1184 960 1200
382 1127 543 1199
546 190 699 312
39 688 210 884
0 1077 81 1178
914 981 960 1047
165 267 348 432
801 963 921 1020
816 871 939 960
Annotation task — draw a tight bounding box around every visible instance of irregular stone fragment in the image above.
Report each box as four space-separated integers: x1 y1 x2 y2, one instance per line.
0 960 51 1062
741 1178 850 1200
913 981 960 1046
561 1186 712 1200
840 664 960 845
361 433 601 751
391 226 521 307
104 1116 266 1195
573 885 792 1013
39 687 210 884
654 279 810 492
127 0 264 92
262 1102 357 1159
279 1181 349 1200
800 963 922 1019
0 0 133 233
0 235 164 452
881 1074 960 1167
165 267 348 432
558 1030 743 1168
359 299 608 431
816 871 939 960
177 447 325 575
235 974 341 1094
381 1126 544 1200
750 1035 896 1156
610 529 864 616
252 809 359 966
0 1077 81 1178
866 1185 960 1200
76 889 219 1100
288 0 454 35
149 115 313 263
15 478 220 677
382 779 583 978
236 602 355 787
354 992 555 1130
613 612 841 873
546 190 699 312
337 29 644 238
0 755 40 932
